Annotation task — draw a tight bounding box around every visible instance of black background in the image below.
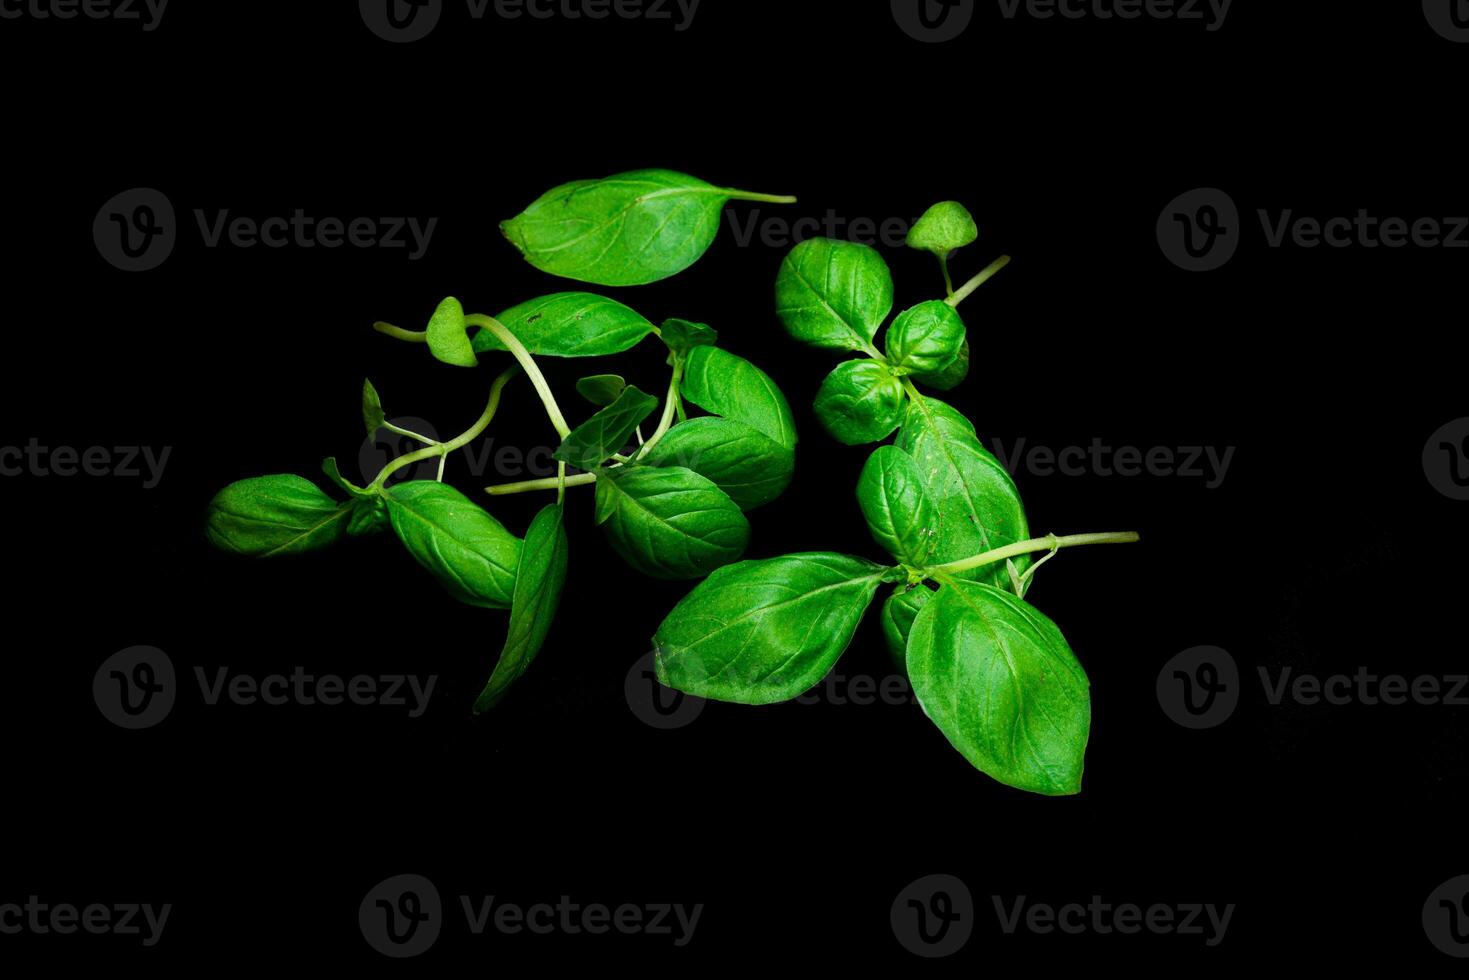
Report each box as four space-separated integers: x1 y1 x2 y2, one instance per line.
3 0 1467 969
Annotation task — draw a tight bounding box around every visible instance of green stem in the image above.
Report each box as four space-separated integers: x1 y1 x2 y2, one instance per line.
637 356 686 457
464 314 571 439
939 254 955 298
487 473 598 497
373 322 427 343
946 255 1011 307
721 187 798 205
369 366 519 490
385 422 439 446
929 531 1140 577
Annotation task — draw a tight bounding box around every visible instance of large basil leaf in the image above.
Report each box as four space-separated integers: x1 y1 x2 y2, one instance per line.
906 201 979 256
907 580 1090 796
206 475 351 557
501 170 735 286
654 553 887 704
385 482 521 609
857 446 938 566
881 585 932 673
814 359 907 445
681 346 797 451
474 503 569 713
895 396 1029 588
639 417 793 511
594 465 749 579
775 238 893 352
473 293 655 357
426 296 477 368
885 301 967 376
912 338 970 391
554 385 659 471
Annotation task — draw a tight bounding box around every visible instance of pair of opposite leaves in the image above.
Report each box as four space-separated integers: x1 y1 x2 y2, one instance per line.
651 395 1091 797
207 472 563 713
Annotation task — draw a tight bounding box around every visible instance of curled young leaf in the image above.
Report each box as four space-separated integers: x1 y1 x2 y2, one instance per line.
885 301 967 376
474 503 569 713
554 385 660 471
346 496 389 538
857 446 938 566
653 553 888 704
912 338 970 391
906 201 979 256
502 169 781 286
896 396 1029 589
473 293 655 358
575 374 627 407
681 346 798 451
594 465 749 580
426 297 478 368
880 585 933 673
322 457 373 499
660 318 719 356
776 238 894 352
907 580 1090 796
385 481 521 609
814 359 907 446
362 379 386 437
207 475 352 557
638 416 794 511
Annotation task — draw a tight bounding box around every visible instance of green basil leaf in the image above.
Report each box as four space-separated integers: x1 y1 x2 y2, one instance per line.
660 318 719 356
425 296 477 368
206 475 351 557
385 481 521 609
653 552 887 704
885 301 967 376
906 201 979 256
896 396 1029 588
681 346 798 451
907 580 1090 796
575 374 627 407
554 385 659 471
501 169 733 286
639 417 794 511
594 465 749 579
474 503 569 713
362 378 386 437
473 293 655 358
881 585 933 673
912 338 970 391
347 496 389 538
322 457 373 499
775 238 893 352
814 359 907 445
857 446 938 565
